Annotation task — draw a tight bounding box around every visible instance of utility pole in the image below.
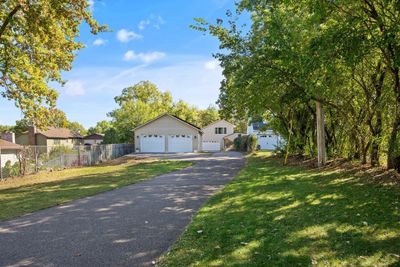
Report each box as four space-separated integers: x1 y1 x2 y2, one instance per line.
316 100 326 167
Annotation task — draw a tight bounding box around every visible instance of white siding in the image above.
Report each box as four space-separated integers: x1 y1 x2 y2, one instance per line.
1 152 19 168
201 120 235 150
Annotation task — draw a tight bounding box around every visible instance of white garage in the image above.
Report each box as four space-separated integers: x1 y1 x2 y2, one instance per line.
140 134 165 152
257 134 279 150
168 135 192 152
202 141 221 151
134 114 202 153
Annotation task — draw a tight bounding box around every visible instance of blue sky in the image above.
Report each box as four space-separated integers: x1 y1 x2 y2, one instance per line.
0 0 238 128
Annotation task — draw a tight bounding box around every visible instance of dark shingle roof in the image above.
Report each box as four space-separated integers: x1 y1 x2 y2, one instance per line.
252 122 267 131
0 139 22 149
36 127 82 139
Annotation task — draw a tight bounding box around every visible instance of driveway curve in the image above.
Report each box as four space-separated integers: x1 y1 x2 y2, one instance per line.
0 151 244 267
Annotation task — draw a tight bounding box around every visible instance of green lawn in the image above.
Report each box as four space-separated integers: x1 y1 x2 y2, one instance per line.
0 160 190 221
160 152 400 267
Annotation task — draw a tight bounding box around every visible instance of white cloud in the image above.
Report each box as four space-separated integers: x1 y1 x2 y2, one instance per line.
64 80 85 96
123 50 166 63
204 59 220 70
116 29 143 43
151 15 165 30
87 0 94 11
138 15 166 31
93 38 106 46
138 20 150 30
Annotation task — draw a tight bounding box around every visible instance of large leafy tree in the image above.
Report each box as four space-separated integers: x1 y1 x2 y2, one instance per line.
108 81 174 142
194 0 400 170
0 0 106 128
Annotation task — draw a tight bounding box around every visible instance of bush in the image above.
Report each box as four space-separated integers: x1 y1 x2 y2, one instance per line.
233 135 258 152
247 134 258 152
2 160 20 178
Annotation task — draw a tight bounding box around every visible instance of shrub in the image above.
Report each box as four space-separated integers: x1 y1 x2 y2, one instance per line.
233 135 258 152
247 134 258 152
2 160 20 178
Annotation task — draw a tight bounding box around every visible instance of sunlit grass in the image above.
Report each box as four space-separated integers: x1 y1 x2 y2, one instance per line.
160 152 400 266
0 160 191 220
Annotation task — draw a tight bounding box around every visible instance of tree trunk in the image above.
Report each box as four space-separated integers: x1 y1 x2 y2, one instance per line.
387 69 400 170
316 101 326 167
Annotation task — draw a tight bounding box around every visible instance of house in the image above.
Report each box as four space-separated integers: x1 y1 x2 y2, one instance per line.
83 133 104 145
0 138 22 168
16 126 83 148
201 120 236 151
247 121 281 150
133 114 202 153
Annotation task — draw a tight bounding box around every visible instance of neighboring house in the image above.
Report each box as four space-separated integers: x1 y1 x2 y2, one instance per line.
134 113 202 153
16 127 83 148
247 121 281 150
0 139 22 168
201 120 235 151
83 133 104 145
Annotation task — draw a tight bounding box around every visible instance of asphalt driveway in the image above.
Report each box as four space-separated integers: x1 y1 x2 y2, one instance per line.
0 151 244 267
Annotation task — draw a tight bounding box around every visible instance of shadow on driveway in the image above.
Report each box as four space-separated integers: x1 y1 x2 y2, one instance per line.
0 151 244 267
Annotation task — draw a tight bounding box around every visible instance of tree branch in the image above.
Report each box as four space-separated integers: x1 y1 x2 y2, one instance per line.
0 5 21 37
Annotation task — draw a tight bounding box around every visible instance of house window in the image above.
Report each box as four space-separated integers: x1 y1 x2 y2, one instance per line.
215 127 227 134
54 139 60 145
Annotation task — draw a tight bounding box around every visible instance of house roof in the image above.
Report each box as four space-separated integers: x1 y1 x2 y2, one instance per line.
0 139 22 149
201 119 235 130
133 113 201 132
251 122 267 131
224 132 245 138
36 127 82 139
84 133 104 140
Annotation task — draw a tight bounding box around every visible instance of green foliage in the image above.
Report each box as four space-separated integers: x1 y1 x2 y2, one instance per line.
233 135 249 152
194 0 400 169
2 160 20 177
87 120 112 135
247 134 258 152
102 127 121 144
66 121 86 135
0 0 106 128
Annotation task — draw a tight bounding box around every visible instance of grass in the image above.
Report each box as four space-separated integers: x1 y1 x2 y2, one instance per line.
160 152 400 267
0 160 191 221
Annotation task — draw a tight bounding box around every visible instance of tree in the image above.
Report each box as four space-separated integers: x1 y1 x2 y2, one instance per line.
171 100 198 126
0 0 106 128
66 121 86 135
197 105 220 128
192 0 400 170
108 81 174 142
87 120 113 135
102 127 120 144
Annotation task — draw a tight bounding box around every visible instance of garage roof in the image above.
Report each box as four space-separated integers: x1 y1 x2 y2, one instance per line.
133 113 201 132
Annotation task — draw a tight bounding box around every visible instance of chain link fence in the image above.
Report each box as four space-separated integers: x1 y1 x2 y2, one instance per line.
0 144 135 179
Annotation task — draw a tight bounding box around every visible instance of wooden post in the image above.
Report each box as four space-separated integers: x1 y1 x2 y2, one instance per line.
316 101 326 167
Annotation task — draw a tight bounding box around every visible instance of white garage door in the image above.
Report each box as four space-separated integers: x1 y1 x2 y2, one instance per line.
168 135 192 152
141 134 165 152
202 141 221 151
258 134 278 150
